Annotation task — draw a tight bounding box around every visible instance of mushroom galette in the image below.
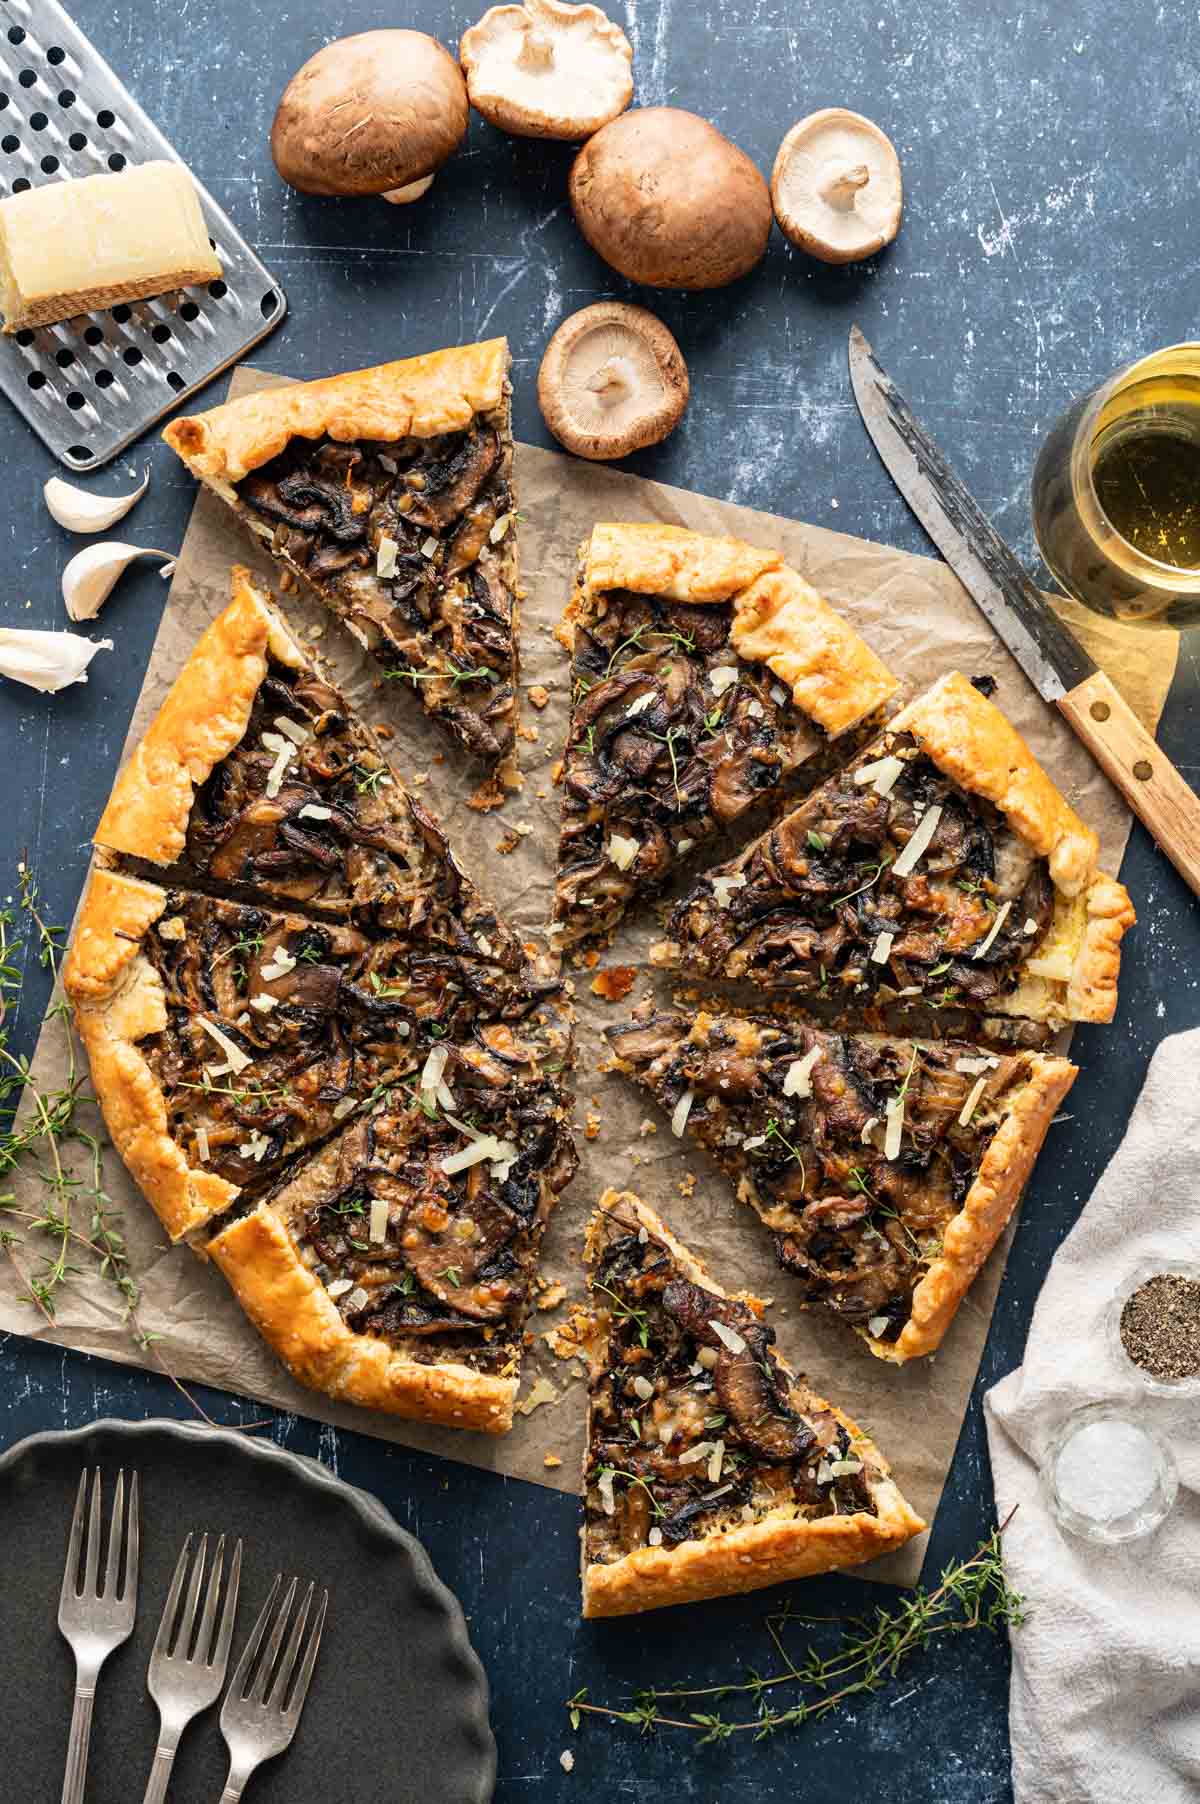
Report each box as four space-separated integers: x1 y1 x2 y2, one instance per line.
65 568 575 1431
554 521 898 947
607 1010 1075 1364
580 1190 924 1616
164 340 522 789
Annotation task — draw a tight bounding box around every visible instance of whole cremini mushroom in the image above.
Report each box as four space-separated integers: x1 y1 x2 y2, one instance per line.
460 0 633 140
771 108 902 263
569 108 773 289
271 31 469 204
538 302 689 459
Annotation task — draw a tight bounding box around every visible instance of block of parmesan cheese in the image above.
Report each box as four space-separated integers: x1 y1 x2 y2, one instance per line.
0 160 223 333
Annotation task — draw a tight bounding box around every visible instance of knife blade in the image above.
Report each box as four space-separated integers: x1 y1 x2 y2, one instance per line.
848 324 1200 901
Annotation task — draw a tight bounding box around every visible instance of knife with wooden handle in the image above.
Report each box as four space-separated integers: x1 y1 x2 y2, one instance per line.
848 324 1200 900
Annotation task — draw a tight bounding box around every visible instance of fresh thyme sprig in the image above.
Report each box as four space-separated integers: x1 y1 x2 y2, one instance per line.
386 660 496 689
567 1514 1024 1742
594 1280 651 1349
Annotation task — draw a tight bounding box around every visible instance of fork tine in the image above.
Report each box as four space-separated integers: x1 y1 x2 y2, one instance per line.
179 1531 208 1657
195 1534 225 1664
103 1470 125 1599
212 1538 243 1672
83 1469 102 1596
125 1472 139 1601
266 1582 312 1709
284 1589 327 1724
227 1574 280 1702
248 1577 297 1705
153 1534 193 1660
59 1469 88 1610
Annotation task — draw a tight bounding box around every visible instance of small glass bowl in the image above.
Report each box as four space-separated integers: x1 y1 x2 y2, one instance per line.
1042 1404 1178 1545
1108 1257 1200 1399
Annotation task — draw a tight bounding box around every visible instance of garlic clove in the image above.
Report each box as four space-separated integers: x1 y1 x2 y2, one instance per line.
62 542 176 621
44 467 150 534
0 627 113 693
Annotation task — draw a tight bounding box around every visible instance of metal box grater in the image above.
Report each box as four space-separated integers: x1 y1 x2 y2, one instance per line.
0 0 286 468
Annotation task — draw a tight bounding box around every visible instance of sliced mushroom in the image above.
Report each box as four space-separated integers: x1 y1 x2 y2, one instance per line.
271 31 469 202
661 1278 815 1461
771 108 903 264
460 0 633 140
570 107 773 289
538 302 689 460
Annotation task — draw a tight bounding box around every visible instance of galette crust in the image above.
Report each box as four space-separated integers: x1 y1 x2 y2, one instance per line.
892 670 1099 896
580 1191 925 1617
558 521 897 738
208 1203 518 1433
163 338 510 484
585 521 781 604
995 870 1136 1026
729 565 900 736
860 1050 1077 1364
63 867 241 1242
93 567 307 868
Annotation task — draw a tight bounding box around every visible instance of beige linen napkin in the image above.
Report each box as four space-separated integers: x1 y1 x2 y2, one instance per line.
985 1029 1200 1804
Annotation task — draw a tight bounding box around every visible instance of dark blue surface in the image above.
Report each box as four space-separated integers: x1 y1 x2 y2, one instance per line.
2 1 1198 1797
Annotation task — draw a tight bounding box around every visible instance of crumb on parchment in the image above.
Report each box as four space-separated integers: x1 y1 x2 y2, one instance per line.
544 1453 563 1469
678 1172 697 1197
516 1375 558 1415
584 1111 600 1141
518 722 540 743
537 1282 567 1311
590 965 635 1002
527 684 551 710
638 1119 657 1138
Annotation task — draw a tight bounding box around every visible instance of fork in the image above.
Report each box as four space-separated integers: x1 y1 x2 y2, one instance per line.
58 1468 140 1804
142 1531 243 1804
217 1573 328 1802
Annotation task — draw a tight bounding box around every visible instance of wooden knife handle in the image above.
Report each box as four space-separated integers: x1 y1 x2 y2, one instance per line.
1058 669 1200 899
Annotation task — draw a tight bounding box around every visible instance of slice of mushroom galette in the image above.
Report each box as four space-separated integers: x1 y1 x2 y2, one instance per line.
209 1015 577 1434
656 671 1135 1029
554 522 899 948
94 567 525 964
607 1010 1075 1364
164 339 522 789
580 1190 925 1616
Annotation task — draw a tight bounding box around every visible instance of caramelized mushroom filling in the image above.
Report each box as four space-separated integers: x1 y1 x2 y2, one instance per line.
144 891 563 1191
666 733 1055 1008
233 426 518 767
274 1057 577 1375
608 1012 1041 1339
167 649 523 959
557 583 827 942
584 1217 876 1566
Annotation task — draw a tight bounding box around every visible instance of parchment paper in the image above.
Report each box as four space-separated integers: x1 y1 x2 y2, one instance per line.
0 368 1177 1586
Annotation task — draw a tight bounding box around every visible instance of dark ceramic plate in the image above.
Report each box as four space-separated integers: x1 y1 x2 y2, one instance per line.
0 1418 495 1804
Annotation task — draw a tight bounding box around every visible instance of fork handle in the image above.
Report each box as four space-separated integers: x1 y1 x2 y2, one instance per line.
141 1732 180 1804
218 1761 254 1804
60 1686 95 1804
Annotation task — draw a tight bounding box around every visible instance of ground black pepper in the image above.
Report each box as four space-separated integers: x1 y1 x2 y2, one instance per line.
1119 1272 1200 1381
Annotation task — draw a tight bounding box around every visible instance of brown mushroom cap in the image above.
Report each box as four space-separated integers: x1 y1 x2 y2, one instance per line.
569 108 773 289
460 0 633 141
771 108 903 264
270 31 469 200
538 303 689 460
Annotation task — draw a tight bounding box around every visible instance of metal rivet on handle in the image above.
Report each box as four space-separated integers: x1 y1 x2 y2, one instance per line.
1133 760 1153 782
1089 701 1111 722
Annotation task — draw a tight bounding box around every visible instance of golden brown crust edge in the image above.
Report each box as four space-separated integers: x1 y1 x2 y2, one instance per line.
561 523 898 738
893 670 1099 896
208 1203 517 1434
581 1190 925 1617
93 567 307 867
163 338 510 484
863 1052 1078 1365
63 868 240 1242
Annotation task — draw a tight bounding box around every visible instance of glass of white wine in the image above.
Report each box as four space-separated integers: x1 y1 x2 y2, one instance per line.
1031 342 1200 628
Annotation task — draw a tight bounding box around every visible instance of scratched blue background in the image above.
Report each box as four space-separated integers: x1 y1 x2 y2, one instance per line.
2 1 1199 1798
